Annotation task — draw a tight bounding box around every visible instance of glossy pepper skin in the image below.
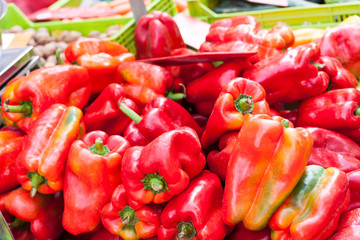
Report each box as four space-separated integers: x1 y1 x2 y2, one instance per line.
347 170 360 211
201 77 269 148
102 184 162 240
330 208 360 240
186 60 251 116
1 65 90 132
64 38 134 94
226 223 271 240
0 129 24 194
83 83 139 135
120 96 203 145
158 171 232 240
121 127 205 205
317 24 360 78
16 104 83 197
297 88 360 143
222 114 313 229
63 130 131 235
304 127 360 173
243 43 329 104
207 131 238 182
270 165 350 240
117 62 174 108
4 188 64 240
134 11 185 59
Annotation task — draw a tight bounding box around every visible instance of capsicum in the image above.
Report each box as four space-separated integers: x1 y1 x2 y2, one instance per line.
121 127 205 205
63 130 131 235
83 83 138 135
1 65 90 132
226 223 271 240
0 129 24 194
270 165 350 240
16 104 83 197
330 208 360 240
304 127 360 173
222 114 313 229
134 11 185 59
158 170 232 240
64 37 134 94
119 96 202 145
297 88 360 143
3 187 64 240
201 77 269 148
243 43 329 104
101 184 162 240
347 170 360 212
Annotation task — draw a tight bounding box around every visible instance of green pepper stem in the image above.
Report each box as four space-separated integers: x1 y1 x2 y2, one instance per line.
3 100 33 117
120 206 137 225
355 106 360 116
88 138 110 156
149 178 164 192
8 218 29 230
177 222 197 240
234 94 254 114
56 49 65 65
141 173 169 195
28 172 45 198
166 85 186 101
281 119 290 128
119 101 142 124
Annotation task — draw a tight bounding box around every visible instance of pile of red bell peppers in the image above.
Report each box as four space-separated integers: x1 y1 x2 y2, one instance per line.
2 10 360 240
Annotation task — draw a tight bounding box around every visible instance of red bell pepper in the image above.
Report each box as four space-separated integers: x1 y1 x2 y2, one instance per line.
102 184 162 239
304 127 360 173
4 188 64 240
16 104 83 197
222 114 313 229
297 88 360 143
0 129 24 194
330 208 360 240
166 48 214 85
226 223 271 240
243 43 329 104
123 121 150 147
117 62 176 108
317 24 360 78
121 127 205 205
63 130 131 235
207 131 238 182
270 165 350 240
1 65 90 132
119 96 203 144
201 77 270 148
347 170 360 211
134 11 185 59
64 38 134 94
158 171 232 240
315 56 358 90
83 83 138 135
186 59 251 116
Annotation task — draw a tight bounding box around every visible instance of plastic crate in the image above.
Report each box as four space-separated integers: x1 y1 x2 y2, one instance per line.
187 0 360 29
0 0 175 36
108 0 177 54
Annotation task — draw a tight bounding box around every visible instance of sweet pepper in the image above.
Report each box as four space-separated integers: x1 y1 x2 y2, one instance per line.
1 65 90 132
297 88 360 143
158 170 232 240
330 208 360 239
304 127 360 173
222 114 313 229
102 184 162 240
119 96 203 145
134 11 185 59
270 165 350 240
186 59 251 116
3 188 64 240
117 62 176 108
243 43 329 104
83 83 138 135
226 223 271 240
201 77 269 148
0 129 24 194
121 127 205 205
64 37 134 94
347 170 360 211
63 130 131 235
16 104 83 197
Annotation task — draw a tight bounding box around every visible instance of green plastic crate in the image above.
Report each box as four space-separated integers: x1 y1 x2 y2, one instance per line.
0 0 175 36
187 0 360 29
108 0 177 54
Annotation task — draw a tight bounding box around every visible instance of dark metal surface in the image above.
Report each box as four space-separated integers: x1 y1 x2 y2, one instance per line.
129 0 147 23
